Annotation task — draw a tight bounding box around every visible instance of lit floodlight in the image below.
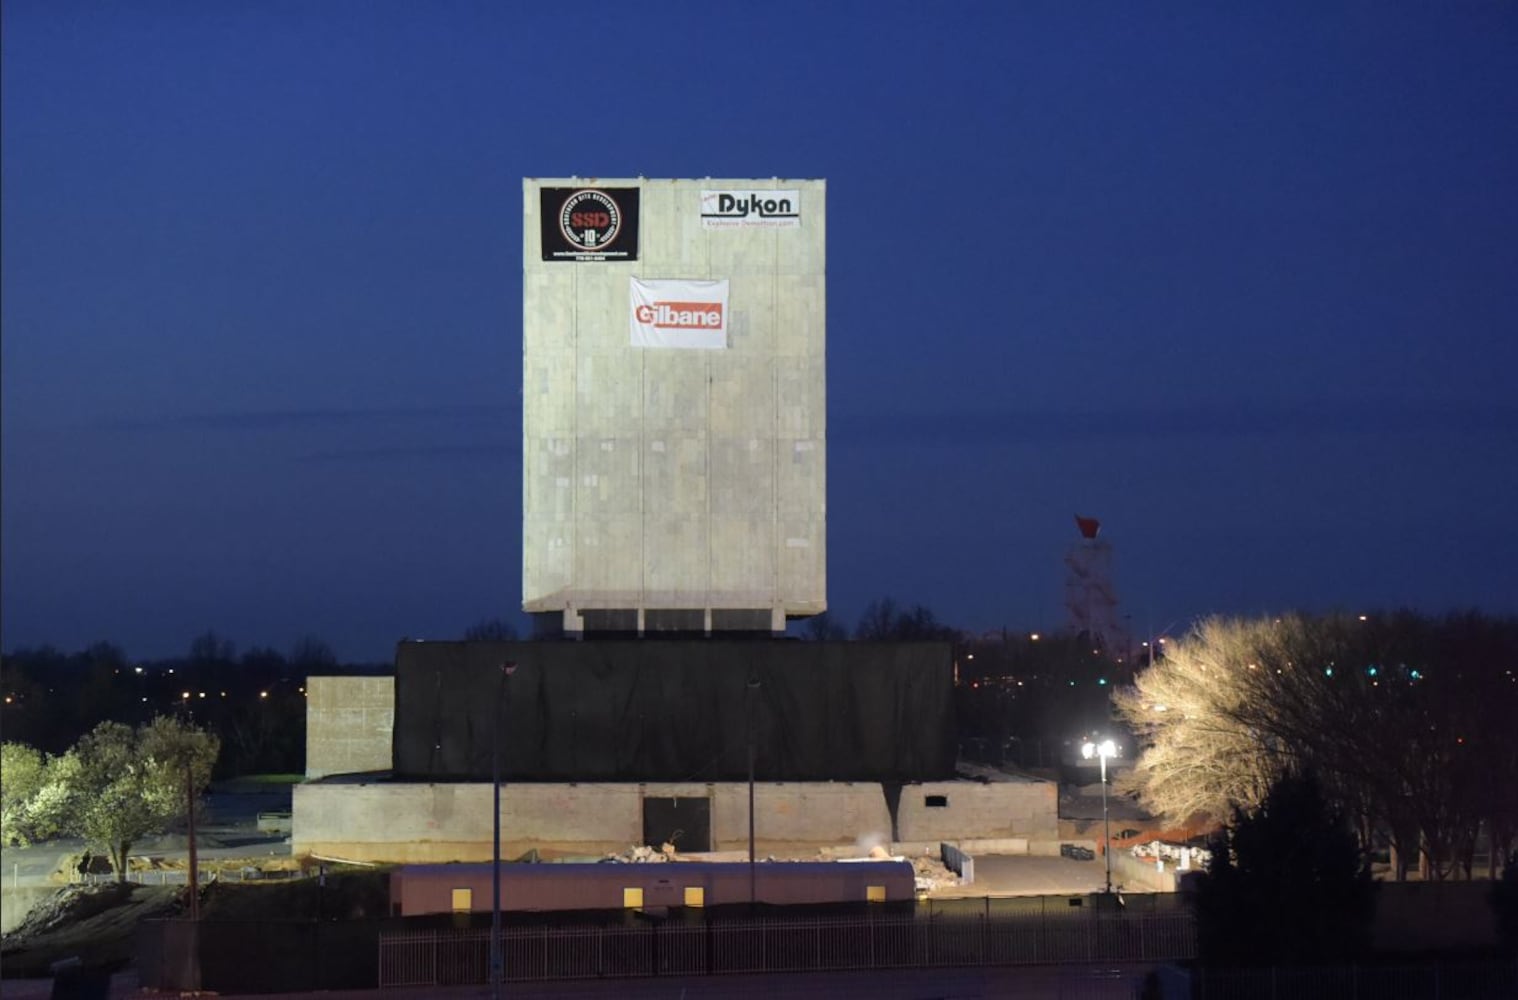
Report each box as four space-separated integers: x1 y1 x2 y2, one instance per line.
1082 738 1120 893
1081 739 1118 760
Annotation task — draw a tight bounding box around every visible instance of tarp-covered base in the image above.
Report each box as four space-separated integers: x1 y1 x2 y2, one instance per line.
392 640 955 783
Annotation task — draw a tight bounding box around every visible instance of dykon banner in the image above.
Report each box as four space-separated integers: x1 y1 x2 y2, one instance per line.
700 189 801 229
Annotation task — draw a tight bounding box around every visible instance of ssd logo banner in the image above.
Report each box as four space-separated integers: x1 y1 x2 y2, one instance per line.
541 187 640 260
700 190 801 229
630 278 729 349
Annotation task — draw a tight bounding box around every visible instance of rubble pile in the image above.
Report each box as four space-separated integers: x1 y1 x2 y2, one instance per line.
909 854 960 893
604 842 679 863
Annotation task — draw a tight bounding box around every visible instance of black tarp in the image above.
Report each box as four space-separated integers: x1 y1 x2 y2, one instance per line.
392 640 955 782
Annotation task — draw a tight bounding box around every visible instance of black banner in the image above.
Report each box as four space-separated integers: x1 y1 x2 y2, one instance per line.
392 639 956 783
539 187 640 261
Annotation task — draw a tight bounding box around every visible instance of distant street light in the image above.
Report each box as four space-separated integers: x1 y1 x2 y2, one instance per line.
1082 739 1120 894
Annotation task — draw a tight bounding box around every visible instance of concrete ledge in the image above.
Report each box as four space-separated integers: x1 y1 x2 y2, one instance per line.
1111 850 1177 892
959 837 1029 855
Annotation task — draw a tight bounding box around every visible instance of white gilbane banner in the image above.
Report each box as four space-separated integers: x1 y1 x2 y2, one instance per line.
629 278 729 349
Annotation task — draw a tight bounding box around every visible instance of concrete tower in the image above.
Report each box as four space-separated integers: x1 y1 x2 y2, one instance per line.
521 179 827 635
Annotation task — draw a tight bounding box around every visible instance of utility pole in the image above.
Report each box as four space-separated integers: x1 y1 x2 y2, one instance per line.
747 674 761 908
185 759 199 922
492 661 517 1000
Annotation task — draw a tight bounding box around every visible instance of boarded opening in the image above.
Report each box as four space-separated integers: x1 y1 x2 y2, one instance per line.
643 796 712 852
925 794 948 808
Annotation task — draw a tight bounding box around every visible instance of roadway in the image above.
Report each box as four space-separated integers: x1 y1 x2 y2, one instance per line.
3 963 1161 999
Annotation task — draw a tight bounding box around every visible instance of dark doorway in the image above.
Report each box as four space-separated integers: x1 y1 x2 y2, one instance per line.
642 796 711 852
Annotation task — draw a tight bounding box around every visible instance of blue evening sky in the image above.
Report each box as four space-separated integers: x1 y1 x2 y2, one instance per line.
3 2 1515 661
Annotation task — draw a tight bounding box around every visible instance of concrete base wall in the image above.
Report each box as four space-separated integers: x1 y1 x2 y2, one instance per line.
897 781 1057 843
293 778 1057 864
305 676 394 780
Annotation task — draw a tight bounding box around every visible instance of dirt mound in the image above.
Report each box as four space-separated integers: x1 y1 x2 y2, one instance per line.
1 884 182 977
5 884 137 941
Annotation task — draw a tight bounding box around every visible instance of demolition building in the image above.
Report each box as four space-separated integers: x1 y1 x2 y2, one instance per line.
292 180 1056 865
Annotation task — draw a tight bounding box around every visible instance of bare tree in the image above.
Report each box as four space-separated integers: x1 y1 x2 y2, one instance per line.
854 599 957 641
1113 616 1285 825
801 611 846 641
189 631 236 666
464 618 518 642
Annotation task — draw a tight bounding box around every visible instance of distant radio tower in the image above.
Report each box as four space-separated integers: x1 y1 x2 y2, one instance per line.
1065 515 1128 656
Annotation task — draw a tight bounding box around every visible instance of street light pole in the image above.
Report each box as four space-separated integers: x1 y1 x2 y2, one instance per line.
1082 739 1118 895
746 674 761 908
491 662 517 1000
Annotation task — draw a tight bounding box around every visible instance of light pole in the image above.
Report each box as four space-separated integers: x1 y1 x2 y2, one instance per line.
1082 739 1119 894
491 662 517 1000
746 673 761 908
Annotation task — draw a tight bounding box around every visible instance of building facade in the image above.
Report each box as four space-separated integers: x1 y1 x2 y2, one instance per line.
522 179 826 634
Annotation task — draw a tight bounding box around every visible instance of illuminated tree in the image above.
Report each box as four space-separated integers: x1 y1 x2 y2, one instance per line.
1118 611 1518 881
1 742 49 846
43 717 219 882
1112 616 1287 825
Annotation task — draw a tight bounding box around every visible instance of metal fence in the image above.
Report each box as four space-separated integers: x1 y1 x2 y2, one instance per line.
76 867 301 887
379 910 1198 987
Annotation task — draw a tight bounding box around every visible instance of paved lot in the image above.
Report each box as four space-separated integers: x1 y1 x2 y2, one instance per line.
937 855 1108 898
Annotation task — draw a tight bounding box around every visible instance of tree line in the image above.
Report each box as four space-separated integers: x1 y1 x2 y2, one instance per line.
1115 610 1518 880
0 630 385 777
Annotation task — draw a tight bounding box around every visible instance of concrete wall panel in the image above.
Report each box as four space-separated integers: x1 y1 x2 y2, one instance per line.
523 178 825 625
895 781 1059 843
304 677 394 780
293 778 1054 864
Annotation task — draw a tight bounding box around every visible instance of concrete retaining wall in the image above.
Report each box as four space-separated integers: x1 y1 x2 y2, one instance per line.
1110 850 1178 892
293 778 1058 864
305 676 393 780
897 781 1056 843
